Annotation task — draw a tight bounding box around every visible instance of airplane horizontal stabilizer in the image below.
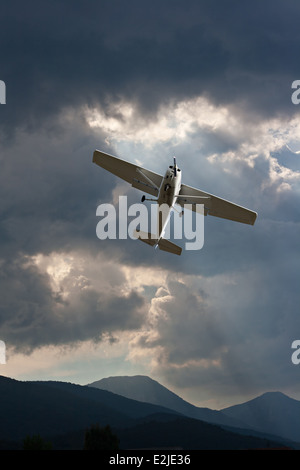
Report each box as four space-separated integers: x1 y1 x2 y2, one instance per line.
157 238 182 256
133 230 157 247
133 230 182 255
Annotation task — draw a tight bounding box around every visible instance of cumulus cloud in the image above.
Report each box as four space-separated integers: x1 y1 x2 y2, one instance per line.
0 251 147 353
1 0 299 134
127 264 300 406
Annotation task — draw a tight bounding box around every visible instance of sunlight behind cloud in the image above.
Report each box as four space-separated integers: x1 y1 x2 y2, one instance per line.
85 96 230 148
85 96 300 194
32 253 75 299
29 250 128 301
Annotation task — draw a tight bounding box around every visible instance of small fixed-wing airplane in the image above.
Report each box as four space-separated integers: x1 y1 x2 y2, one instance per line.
93 150 257 255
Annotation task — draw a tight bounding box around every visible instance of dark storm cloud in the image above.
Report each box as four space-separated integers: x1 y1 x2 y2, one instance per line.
1 0 300 135
0 254 147 352
0 110 150 352
137 252 300 399
0 112 114 258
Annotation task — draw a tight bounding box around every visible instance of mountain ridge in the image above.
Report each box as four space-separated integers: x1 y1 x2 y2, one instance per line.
0 374 298 449
88 374 300 444
87 374 245 428
222 389 300 442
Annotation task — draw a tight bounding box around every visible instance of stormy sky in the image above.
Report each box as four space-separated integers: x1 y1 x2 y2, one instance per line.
1 0 300 408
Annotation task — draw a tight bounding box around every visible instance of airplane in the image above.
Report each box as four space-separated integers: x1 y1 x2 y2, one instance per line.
93 150 257 255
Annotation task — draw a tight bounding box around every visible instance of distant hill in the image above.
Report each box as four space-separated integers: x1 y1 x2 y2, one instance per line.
116 415 285 451
221 391 300 442
88 375 245 428
88 375 300 445
0 375 175 446
0 375 289 450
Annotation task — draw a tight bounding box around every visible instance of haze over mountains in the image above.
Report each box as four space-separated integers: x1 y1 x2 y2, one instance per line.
88 375 245 428
222 391 300 443
88 375 300 444
0 374 299 449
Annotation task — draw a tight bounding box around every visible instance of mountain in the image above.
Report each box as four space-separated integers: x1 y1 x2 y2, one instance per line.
88 375 300 445
116 416 284 451
221 391 300 443
88 375 246 429
0 375 288 450
0 375 176 446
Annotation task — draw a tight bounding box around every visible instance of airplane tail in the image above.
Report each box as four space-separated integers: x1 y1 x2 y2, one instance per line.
158 237 182 255
133 230 182 256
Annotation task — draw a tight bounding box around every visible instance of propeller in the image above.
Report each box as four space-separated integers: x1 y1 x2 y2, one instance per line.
173 156 177 177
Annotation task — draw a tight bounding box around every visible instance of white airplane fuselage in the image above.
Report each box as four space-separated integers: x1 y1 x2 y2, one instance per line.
155 163 182 241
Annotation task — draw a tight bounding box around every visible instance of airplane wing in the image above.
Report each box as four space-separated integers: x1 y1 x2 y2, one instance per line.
177 183 257 225
93 150 163 197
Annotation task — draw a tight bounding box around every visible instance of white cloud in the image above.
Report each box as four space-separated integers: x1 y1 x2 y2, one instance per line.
85 96 232 148
85 96 300 196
